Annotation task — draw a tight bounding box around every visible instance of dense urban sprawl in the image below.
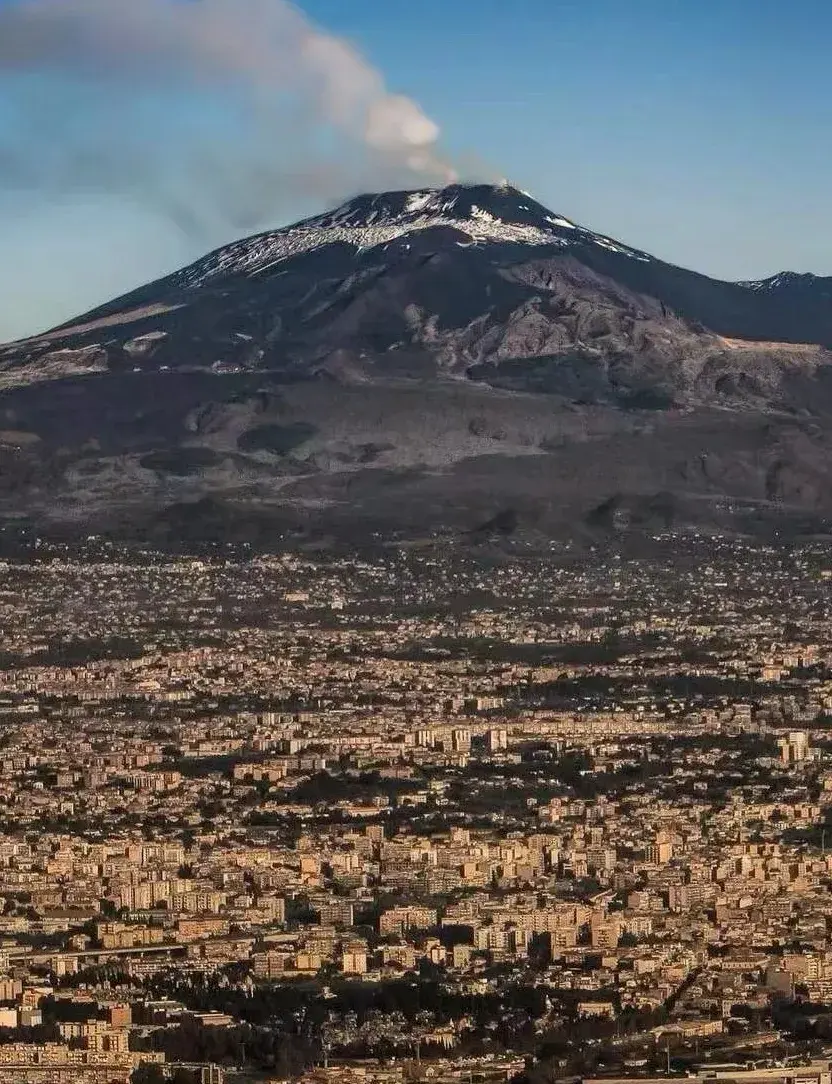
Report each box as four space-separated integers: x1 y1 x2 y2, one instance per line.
0 539 831 1083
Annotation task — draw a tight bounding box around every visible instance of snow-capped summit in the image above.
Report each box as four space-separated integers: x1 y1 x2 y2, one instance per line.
310 182 567 231
172 182 653 289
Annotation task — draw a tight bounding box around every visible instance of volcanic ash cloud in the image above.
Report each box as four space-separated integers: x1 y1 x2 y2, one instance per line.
0 0 457 235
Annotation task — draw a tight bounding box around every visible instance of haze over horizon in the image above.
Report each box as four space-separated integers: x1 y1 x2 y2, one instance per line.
1 0 831 343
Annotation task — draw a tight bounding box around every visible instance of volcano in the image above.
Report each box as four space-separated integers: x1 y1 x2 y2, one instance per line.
3 182 832 547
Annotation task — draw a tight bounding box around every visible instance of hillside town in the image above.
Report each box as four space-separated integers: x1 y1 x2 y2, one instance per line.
0 537 831 1082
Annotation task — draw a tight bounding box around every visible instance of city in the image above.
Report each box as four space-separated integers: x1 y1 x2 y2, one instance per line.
0 537 829 1081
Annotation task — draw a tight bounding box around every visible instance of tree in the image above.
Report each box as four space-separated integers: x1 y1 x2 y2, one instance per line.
131 1064 166 1084
172 1070 199 1084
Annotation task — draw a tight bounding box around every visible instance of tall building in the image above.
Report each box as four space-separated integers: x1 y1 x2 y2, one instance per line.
451 728 471 753
486 728 508 752
646 830 673 865
778 731 811 765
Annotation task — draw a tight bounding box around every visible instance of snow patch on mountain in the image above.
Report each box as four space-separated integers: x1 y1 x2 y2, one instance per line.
470 205 501 224
404 191 439 214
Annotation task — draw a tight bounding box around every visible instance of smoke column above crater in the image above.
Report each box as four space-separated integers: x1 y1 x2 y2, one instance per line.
0 0 458 237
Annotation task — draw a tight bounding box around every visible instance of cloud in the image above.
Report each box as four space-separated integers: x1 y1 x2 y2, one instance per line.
0 0 456 236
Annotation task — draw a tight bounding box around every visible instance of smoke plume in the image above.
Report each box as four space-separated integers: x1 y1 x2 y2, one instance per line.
0 0 457 239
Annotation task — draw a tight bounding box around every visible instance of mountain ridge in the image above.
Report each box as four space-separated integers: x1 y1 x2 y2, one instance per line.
2 181 832 548
5 182 831 352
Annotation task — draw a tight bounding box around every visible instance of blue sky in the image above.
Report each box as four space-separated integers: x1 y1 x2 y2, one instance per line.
301 0 832 276
1 0 831 340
